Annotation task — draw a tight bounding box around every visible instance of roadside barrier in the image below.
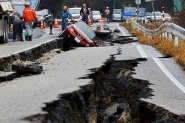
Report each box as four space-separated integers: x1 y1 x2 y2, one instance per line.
40 20 44 29
54 18 59 28
132 21 185 46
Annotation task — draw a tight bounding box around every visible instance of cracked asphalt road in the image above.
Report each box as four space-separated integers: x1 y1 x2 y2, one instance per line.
0 23 185 122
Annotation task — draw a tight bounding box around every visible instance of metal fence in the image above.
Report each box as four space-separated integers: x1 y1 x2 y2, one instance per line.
132 21 185 46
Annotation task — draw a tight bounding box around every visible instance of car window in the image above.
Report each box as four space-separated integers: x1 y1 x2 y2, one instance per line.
113 9 121 14
75 21 95 40
124 7 136 14
36 10 44 16
48 10 51 15
68 8 81 14
138 8 145 14
164 13 170 17
93 11 100 15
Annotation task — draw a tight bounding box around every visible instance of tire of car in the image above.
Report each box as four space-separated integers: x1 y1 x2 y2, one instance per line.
62 37 70 51
0 19 8 44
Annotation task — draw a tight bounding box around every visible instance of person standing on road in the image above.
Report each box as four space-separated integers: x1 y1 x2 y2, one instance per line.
80 3 89 25
61 6 72 31
104 7 110 24
10 9 24 41
22 2 37 41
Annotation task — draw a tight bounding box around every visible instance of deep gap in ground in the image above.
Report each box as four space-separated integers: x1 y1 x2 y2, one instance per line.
23 56 185 123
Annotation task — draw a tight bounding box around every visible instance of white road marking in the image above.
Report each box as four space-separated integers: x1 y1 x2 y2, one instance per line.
118 22 185 94
135 43 185 94
116 23 126 36
136 45 148 58
153 58 185 94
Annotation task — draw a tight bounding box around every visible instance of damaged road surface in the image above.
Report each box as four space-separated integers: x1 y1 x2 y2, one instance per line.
0 22 185 123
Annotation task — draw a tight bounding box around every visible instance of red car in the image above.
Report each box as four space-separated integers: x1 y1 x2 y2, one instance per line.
59 21 97 51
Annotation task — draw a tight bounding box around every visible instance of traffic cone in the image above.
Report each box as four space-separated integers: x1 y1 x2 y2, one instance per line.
40 20 44 29
54 18 59 28
88 19 92 25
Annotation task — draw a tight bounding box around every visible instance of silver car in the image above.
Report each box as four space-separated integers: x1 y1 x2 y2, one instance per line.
92 10 101 22
112 9 122 22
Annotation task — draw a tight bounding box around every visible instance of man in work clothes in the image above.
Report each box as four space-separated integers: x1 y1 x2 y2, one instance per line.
61 6 72 31
104 7 110 24
22 2 37 41
80 3 89 25
10 9 23 41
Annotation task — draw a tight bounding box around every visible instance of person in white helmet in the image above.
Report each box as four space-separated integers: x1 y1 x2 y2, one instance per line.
104 7 110 24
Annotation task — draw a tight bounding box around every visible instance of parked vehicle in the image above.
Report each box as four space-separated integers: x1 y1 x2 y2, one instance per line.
33 9 54 28
112 9 122 22
164 13 172 21
151 11 162 21
0 1 14 44
68 7 93 25
68 7 82 22
92 10 101 22
58 21 97 51
137 7 146 21
146 12 152 22
121 7 146 21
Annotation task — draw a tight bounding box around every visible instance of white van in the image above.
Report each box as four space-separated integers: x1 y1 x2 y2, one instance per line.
151 11 162 21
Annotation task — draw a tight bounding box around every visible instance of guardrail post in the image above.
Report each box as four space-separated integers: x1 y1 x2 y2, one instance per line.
162 33 165 37
174 36 178 46
168 34 172 40
164 32 167 37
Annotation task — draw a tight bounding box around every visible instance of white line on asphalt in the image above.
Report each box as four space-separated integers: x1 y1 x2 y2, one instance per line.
132 43 136 46
136 45 148 58
153 58 185 94
134 42 185 94
117 23 126 36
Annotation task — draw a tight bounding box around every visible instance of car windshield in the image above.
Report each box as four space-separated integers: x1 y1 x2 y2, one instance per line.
151 12 161 16
113 9 121 14
68 8 81 14
164 13 170 17
138 8 145 14
93 11 100 15
36 11 44 16
124 7 136 13
75 21 95 40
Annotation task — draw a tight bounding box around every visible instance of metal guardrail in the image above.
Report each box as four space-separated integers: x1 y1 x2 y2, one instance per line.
132 20 185 45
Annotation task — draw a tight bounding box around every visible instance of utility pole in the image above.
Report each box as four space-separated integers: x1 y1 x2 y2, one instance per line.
151 0 158 27
113 0 115 9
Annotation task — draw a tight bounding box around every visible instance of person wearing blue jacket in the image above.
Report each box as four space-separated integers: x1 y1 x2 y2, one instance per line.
61 6 72 31
10 9 23 41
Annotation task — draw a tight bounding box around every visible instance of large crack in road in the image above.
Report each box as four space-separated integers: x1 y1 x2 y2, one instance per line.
21 47 185 123
1 27 185 122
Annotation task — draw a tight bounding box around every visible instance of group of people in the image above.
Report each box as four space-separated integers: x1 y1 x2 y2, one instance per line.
60 3 90 31
60 4 111 31
10 2 37 41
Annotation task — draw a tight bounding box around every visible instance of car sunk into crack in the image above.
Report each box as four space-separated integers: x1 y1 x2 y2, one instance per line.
58 21 97 51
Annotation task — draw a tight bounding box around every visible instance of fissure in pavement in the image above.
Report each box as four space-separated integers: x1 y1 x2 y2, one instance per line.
23 55 185 123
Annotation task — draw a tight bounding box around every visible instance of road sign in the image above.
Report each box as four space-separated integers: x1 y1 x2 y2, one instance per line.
135 0 141 5
9 0 40 14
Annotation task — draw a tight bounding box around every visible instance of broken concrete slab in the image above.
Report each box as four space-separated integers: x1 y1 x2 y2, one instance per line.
12 61 43 74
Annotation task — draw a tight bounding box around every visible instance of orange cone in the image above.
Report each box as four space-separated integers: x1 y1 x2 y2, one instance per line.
88 19 92 25
40 20 44 29
54 18 59 28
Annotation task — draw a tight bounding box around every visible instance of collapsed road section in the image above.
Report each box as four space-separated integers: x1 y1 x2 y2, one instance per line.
24 52 185 123
1 22 185 123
